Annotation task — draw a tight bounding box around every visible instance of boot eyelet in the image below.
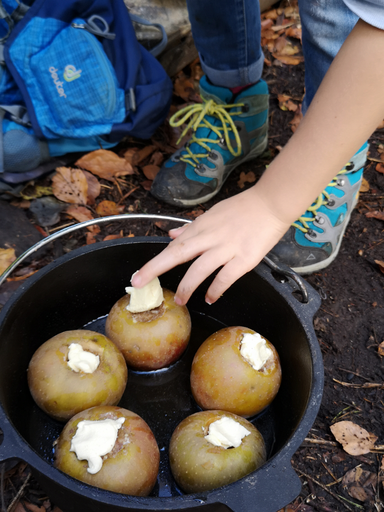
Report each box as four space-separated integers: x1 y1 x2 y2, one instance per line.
337 178 345 186
345 163 354 171
173 155 180 161
196 164 205 173
208 152 218 160
315 216 325 225
219 138 226 147
308 229 317 238
242 104 250 113
236 125 242 132
327 199 335 207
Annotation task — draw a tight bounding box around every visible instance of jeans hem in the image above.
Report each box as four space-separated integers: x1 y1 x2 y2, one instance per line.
199 50 264 88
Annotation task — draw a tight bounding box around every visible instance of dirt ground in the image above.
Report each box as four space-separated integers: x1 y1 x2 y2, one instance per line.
1 4 384 512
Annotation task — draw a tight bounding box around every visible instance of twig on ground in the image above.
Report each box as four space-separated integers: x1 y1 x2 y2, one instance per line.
321 461 338 482
338 368 372 381
333 378 384 389
6 472 31 512
294 466 357 511
303 438 338 447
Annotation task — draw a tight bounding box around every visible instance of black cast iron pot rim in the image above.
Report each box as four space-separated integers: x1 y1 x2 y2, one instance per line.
0 237 324 509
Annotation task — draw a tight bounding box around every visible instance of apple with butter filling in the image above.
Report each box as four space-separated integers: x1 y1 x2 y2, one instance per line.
28 330 127 422
54 405 159 495
105 275 191 371
190 326 282 418
169 410 266 493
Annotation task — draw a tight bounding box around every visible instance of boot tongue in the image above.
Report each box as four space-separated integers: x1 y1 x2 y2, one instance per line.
199 76 233 105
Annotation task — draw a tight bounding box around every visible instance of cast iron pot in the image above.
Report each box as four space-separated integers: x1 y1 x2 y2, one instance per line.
0 215 324 512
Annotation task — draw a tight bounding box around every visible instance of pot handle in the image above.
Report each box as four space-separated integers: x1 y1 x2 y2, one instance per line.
0 214 309 303
215 459 302 512
0 406 33 464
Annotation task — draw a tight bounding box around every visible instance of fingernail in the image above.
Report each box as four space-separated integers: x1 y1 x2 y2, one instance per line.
131 273 141 286
205 299 212 306
174 296 183 306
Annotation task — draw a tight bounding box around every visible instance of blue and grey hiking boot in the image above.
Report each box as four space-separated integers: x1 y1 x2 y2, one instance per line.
151 75 269 207
269 143 368 274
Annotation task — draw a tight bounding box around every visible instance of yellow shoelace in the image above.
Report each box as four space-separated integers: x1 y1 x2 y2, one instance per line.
293 166 350 233
169 99 244 167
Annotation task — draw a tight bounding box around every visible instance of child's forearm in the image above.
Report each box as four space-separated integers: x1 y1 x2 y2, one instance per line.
133 19 384 304
257 19 384 225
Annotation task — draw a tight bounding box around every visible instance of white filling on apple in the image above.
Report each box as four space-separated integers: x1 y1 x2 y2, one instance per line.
240 332 273 371
204 417 251 449
70 418 126 474
125 273 164 313
67 343 100 373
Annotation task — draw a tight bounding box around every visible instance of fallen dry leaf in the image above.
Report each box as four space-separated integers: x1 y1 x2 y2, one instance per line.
52 167 88 205
261 18 274 30
274 38 300 56
7 269 38 282
142 164 160 181
190 57 204 82
65 205 100 234
185 209 204 219
86 232 98 245
123 147 140 165
263 8 278 20
174 71 201 103
20 184 53 201
360 177 370 192
376 163 384 174
375 260 384 274
150 151 164 167
378 341 384 357
285 26 302 40
82 170 101 205
366 210 384 222
272 53 304 66
76 150 135 182
342 466 377 502
289 106 303 133
141 180 152 191
277 94 298 112
95 200 125 217
0 248 16 274
330 421 378 455
103 232 124 241
238 171 256 189
131 145 157 166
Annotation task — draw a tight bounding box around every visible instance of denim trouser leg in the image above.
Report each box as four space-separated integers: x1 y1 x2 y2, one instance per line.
298 0 359 113
186 0 264 88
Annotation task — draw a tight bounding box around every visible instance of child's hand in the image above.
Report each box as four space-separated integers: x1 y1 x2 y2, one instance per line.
131 185 290 305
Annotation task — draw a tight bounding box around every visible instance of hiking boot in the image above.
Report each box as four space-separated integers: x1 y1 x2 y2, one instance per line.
269 143 368 274
151 75 269 207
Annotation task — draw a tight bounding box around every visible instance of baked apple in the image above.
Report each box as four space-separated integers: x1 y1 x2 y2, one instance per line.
28 330 127 421
105 276 191 370
169 410 266 493
190 326 281 417
54 405 159 495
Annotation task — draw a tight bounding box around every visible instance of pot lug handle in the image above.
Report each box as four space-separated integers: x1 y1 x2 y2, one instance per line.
263 255 309 304
213 461 302 512
0 406 32 464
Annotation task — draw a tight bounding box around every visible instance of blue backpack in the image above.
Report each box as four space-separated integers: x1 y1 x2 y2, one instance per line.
0 0 173 184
